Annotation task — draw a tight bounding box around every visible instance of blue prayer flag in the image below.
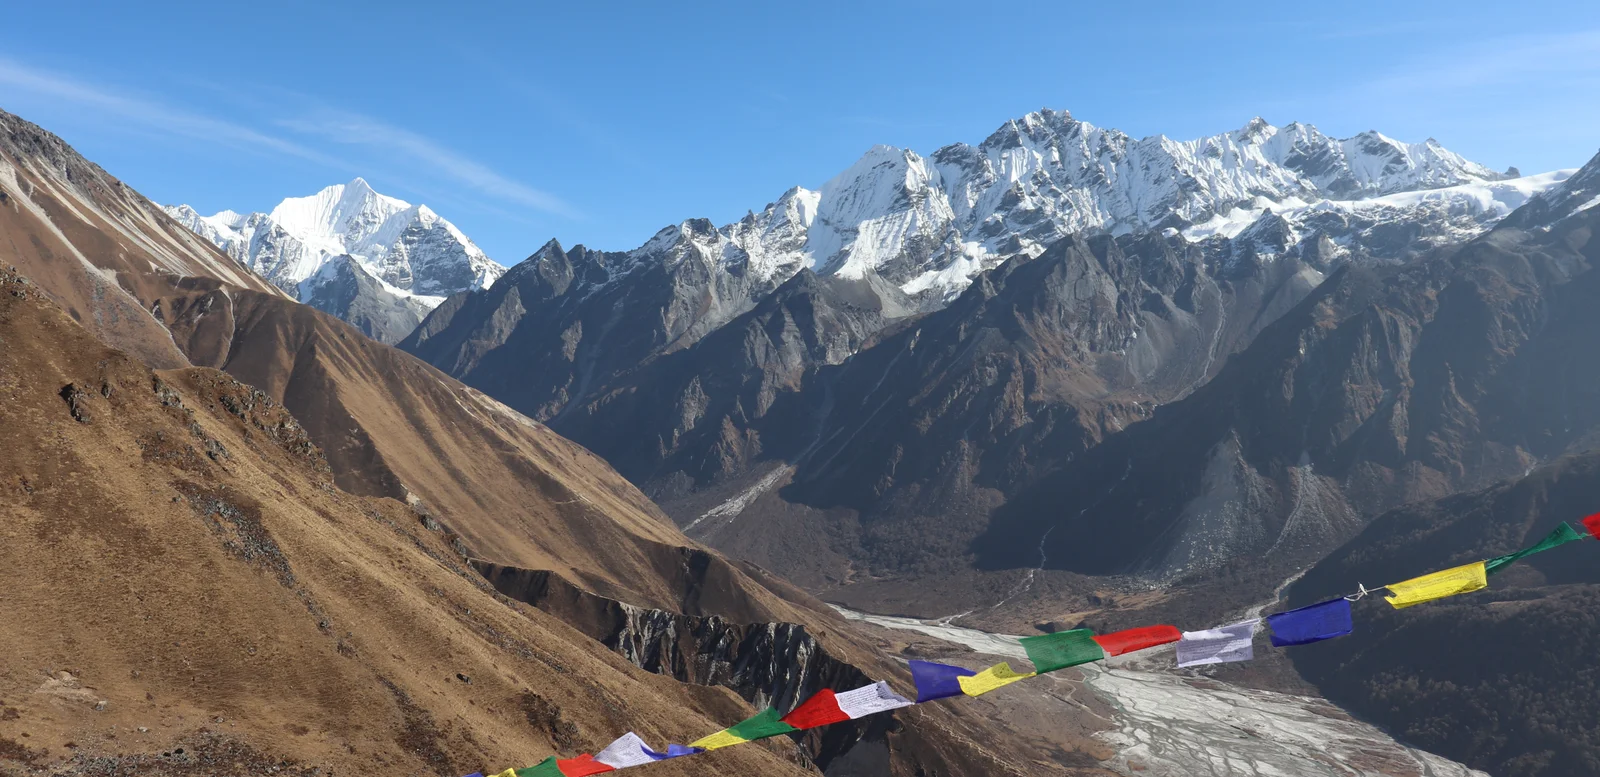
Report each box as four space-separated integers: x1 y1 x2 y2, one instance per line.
909 660 977 702
1266 597 1353 647
644 744 704 760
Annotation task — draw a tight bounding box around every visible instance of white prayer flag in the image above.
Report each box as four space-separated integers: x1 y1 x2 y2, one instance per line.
1176 619 1259 668
595 732 655 769
835 680 914 719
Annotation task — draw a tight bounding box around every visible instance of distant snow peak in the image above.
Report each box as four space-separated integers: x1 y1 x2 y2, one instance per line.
164 178 504 308
601 109 1514 304
1181 169 1578 264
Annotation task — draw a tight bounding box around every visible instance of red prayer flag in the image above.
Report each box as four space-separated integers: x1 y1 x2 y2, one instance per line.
1583 512 1600 540
781 688 850 729
1092 625 1182 657
557 755 615 776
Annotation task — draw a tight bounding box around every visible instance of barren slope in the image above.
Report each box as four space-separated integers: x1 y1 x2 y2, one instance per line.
0 270 816 777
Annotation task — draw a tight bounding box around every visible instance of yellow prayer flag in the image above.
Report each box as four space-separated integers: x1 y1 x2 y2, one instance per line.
491 770 517 777
690 729 748 750
1384 561 1488 609
957 662 1036 697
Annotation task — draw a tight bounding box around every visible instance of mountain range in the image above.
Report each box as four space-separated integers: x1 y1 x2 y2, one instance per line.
385 110 1579 604
15 94 1600 777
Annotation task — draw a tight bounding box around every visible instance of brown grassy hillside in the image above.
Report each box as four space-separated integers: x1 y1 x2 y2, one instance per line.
0 269 818 776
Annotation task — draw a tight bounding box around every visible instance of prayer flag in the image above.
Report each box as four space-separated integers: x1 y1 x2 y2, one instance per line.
556 755 614 776
1583 512 1600 540
909 660 976 702
835 680 913 719
463 773 485 777
1092 625 1182 656
781 689 849 729
596 733 658 769
957 662 1035 697
690 729 746 751
690 708 797 750
1267 598 1352 647
1384 561 1488 609
1019 629 1105 673
1176 620 1258 668
1487 523 1586 575
513 759 560 777
644 745 702 759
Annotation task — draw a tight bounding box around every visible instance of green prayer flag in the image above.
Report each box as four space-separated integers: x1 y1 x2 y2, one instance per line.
515 757 561 777
1487 522 1585 575
726 707 799 742
1019 629 1105 674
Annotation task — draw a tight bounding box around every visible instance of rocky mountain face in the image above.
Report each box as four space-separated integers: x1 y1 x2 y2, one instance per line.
669 230 1327 584
969 162 1600 628
1288 451 1600 777
298 254 434 343
165 178 504 342
399 231 911 425
473 561 1055 776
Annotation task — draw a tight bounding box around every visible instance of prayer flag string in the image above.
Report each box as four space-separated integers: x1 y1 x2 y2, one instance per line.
465 513 1598 776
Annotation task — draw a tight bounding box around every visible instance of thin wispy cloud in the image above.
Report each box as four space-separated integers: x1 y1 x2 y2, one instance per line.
279 112 576 219
0 59 572 220
0 58 347 169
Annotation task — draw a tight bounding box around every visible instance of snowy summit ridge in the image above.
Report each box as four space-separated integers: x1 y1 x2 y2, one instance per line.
586 109 1527 304
165 178 504 306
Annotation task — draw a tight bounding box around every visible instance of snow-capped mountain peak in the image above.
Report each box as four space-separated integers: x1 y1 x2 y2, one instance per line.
266 177 410 251
164 179 505 309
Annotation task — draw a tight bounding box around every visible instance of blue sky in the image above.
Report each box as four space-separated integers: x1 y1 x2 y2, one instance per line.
2 1 1596 264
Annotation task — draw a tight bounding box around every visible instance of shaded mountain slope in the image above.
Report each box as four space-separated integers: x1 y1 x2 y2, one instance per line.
653 229 1328 593
1287 452 1600 777
401 234 830 424
971 163 1600 628
299 254 433 344
551 268 907 493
